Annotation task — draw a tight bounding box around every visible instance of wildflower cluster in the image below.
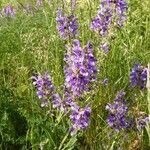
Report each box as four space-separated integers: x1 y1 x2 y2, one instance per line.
106 91 129 131
51 93 64 111
132 108 149 131
137 115 149 130
51 90 76 113
56 9 78 40
130 64 148 89
70 104 91 135
32 73 55 107
32 71 93 135
64 40 97 97
90 0 128 36
102 78 109 86
71 0 76 12
114 0 128 27
101 42 110 54
90 1 112 36
31 0 149 139
0 5 15 18
91 0 127 55
0 0 45 18
63 40 97 134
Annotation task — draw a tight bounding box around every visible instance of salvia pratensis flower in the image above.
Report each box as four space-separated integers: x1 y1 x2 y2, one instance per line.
90 1 112 36
130 64 148 89
133 109 150 130
137 116 149 130
115 90 126 101
90 0 127 36
106 91 129 131
70 104 91 135
71 0 76 12
64 40 97 97
115 0 128 27
2 5 15 17
100 42 110 54
32 73 55 107
52 91 76 113
51 93 69 112
56 9 78 39
102 78 109 86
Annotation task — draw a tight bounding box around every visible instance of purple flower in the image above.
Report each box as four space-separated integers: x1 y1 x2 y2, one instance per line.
52 92 76 113
63 40 96 134
90 0 127 35
115 90 126 102
52 93 68 112
106 91 129 131
32 73 55 107
130 64 148 89
64 40 97 97
3 5 15 17
70 105 91 136
52 94 62 109
115 0 128 27
56 9 78 39
71 0 76 12
102 78 109 86
100 43 110 54
137 116 149 130
90 1 112 36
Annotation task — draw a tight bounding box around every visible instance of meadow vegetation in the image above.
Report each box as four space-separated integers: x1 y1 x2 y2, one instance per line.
0 0 150 149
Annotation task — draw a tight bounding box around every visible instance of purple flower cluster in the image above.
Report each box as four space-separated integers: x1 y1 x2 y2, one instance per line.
52 94 64 110
102 78 109 86
51 92 75 113
100 42 110 54
62 40 97 135
90 0 127 36
115 0 128 27
71 0 77 12
32 73 73 113
56 9 78 39
0 5 15 17
90 1 112 36
32 73 55 107
64 40 97 97
63 40 97 134
137 116 149 130
106 91 129 131
130 64 148 89
31 71 92 136
70 104 91 135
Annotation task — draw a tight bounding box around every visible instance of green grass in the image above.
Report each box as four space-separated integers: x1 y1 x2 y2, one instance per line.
0 0 150 149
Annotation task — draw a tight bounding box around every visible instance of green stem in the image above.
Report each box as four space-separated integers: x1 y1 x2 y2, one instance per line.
58 132 69 150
